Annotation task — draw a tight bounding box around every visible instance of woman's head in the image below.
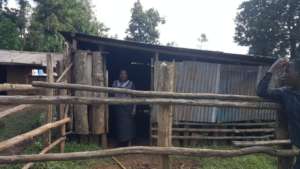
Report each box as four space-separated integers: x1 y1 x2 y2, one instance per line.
119 69 128 81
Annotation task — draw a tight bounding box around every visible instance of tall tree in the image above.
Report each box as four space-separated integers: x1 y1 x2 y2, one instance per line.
125 0 165 44
26 0 109 52
0 0 29 50
235 0 300 59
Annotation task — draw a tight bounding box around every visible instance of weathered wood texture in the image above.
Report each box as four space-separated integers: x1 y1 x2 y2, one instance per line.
21 137 66 169
0 84 38 92
152 135 274 140
0 118 70 152
32 81 270 102
73 51 92 134
90 52 106 134
156 62 175 169
0 146 299 164
233 140 291 147
0 96 280 109
276 110 294 169
45 54 54 146
0 104 32 119
152 127 275 133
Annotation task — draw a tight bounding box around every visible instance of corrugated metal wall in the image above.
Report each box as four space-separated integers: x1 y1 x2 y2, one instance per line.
152 61 277 123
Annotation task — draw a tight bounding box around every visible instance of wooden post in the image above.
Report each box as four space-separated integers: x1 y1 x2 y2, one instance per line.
157 62 175 169
45 54 54 146
276 110 294 169
90 51 107 147
73 50 92 136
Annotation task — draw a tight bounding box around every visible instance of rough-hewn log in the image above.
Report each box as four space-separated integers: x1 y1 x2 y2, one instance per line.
32 81 269 102
73 50 92 135
56 63 73 83
0 104 32 119
21 137 66 169
152 128 275 133
0 146 298 164
232 140 291 147
0 118 70 152
152 135 274 140
0 84 39 92
156 62 174 169
45 53 54 146
0 96 280 109
90 52 106 134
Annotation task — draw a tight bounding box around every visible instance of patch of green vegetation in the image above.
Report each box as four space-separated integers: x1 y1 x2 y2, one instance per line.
199 155 276 169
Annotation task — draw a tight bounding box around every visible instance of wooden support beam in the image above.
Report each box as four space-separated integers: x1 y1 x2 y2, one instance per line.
0 104 32 119
232 140 291 147
0 84 39 92
173 121 277 127
152 135 274 140
32 81 270 102
56 63 73 83
152 128 275 133
0 146 299 164
45 54 54 146
0 118 70 152
0 96 280 109
21 137 66 169
157 62 175 169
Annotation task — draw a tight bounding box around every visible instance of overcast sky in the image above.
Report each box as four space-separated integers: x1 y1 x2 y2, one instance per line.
91 0 248 54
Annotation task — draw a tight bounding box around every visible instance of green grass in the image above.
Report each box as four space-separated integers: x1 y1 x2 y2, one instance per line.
0 107 278 169
199 154 276 169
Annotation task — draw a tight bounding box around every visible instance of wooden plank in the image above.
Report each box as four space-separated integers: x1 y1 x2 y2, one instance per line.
32 81 272 102
0 118 70 152
73 51 92 135
152 128 275 133
0 146 299 164
90 52 106 134
45 54 54 146
173 121 277 127
0 96 280 109
233 140 291 147
152 135 274 140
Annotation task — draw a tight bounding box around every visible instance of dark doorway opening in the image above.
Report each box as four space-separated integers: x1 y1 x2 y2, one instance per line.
106 49 151 145
0 66 7 95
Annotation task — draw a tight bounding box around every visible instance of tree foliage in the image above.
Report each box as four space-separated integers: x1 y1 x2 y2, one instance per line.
0 0 29 50
235 0 300 59
125 0 165 44
26 0 109 52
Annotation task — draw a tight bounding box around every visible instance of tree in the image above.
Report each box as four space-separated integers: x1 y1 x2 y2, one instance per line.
125 0 165 44
235 0 300 59
0 0 29 50
197 33 208 49
25 0 109 52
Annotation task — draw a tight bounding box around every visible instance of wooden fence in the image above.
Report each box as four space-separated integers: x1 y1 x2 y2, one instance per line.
0 56 296 169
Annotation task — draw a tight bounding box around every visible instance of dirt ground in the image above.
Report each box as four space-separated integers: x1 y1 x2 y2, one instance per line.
94 154 200 169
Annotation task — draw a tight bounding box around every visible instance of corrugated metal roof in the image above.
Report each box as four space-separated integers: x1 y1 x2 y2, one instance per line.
60 31 276 66
0 49 63 66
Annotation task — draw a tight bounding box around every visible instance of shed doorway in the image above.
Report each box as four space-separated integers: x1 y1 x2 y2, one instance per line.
0 66 7 95
106 51 152 145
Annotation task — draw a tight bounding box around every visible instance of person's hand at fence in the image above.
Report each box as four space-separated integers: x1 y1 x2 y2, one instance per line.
268 57 289 74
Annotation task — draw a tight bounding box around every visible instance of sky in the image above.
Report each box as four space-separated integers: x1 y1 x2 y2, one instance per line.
91 0 249 54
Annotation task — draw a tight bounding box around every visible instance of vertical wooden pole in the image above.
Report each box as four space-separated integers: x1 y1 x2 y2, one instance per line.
276 110 294 169
90 51 107 148
45 53 54 146
73 50 92 137
157 61 175 169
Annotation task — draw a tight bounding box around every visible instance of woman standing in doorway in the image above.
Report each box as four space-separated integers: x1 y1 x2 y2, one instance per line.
112 70 136 146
